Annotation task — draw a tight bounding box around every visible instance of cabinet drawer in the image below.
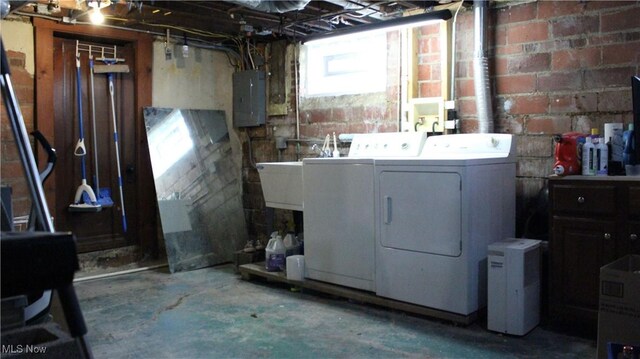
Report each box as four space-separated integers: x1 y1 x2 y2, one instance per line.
629 186 640 217
553 185 616 215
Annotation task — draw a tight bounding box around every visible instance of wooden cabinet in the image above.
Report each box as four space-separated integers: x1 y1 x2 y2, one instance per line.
548 176 640 335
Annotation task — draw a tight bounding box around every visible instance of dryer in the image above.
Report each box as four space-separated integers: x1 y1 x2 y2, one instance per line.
374 134 516 315
303 133 427 291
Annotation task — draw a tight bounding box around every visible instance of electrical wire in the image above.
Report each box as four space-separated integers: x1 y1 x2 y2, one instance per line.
135 20 232 39
245 128 257 169
247 40 255 70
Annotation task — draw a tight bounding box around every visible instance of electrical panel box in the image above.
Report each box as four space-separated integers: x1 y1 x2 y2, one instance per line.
233 70 266 127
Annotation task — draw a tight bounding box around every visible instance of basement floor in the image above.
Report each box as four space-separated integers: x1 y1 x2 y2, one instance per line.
73 264 596 358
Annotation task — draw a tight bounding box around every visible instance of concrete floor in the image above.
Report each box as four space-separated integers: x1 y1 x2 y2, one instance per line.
74 264 596 358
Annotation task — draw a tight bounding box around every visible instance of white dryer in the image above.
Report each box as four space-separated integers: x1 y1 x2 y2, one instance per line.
303 133 427 291
374 134 516 316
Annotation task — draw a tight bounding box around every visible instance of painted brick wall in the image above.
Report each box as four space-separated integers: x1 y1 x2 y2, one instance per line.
243 1 640 239
1 50 34 220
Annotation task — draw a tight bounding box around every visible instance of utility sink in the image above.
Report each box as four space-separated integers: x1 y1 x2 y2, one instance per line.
256 162 303 211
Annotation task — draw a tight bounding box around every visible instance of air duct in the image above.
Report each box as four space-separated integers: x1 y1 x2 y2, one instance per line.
473 0 493 133
322 0 385 20
228 0 310 13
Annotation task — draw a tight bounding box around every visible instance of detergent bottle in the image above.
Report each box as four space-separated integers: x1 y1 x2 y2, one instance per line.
623 124 636 166
265 232 286 272
596 135 608 176
581 136 595 176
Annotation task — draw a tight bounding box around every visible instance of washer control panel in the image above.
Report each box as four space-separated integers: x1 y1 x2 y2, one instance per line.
348 132 427 158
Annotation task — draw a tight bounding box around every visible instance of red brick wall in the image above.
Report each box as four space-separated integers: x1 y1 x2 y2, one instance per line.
417 23 442 97
453 1 640 234
1 50 34 220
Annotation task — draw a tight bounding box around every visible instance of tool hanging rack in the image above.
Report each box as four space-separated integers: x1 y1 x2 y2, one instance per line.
75 42 125 63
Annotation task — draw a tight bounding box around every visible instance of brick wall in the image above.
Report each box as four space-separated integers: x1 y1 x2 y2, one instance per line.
1 50 34 220
418 23 443 97
452 1 640 233
243 1 640 239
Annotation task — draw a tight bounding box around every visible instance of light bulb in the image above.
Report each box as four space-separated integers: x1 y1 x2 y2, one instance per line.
90 8 104 24
182 44 189 58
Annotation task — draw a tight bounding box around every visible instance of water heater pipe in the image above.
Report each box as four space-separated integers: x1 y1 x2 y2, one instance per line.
473 0 494 133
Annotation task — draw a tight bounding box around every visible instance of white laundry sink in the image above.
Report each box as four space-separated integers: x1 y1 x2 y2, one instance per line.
256 161 303 211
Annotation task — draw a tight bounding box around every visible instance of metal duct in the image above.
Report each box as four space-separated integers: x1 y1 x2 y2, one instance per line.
473 0 493 133
322 0 385 20
228 0 310 13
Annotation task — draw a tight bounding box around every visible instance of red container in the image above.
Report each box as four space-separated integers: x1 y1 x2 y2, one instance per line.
553 132 586 175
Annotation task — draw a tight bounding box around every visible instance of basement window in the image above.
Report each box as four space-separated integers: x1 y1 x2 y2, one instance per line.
300 31 387 97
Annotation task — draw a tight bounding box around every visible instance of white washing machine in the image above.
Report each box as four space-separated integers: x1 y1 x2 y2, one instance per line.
303 133 427 291
374 134 516 316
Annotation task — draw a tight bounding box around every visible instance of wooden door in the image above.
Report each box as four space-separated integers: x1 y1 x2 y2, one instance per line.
53 37 138 253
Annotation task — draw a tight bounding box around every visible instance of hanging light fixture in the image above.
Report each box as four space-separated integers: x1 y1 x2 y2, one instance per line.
87 0 110 25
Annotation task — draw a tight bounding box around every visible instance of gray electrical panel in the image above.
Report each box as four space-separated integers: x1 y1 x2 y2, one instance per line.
233 70 266 127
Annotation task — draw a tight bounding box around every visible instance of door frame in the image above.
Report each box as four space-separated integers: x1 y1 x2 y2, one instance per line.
34 18 158 257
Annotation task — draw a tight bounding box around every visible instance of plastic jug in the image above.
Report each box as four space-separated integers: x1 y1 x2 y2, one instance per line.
553 132 585 175
283 233 300 257
265 233 285 272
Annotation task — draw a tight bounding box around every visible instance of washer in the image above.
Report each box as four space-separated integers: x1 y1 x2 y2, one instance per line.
303 133 426 291
374 134 516 316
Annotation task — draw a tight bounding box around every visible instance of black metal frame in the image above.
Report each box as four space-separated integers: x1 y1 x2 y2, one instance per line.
1 40 93 359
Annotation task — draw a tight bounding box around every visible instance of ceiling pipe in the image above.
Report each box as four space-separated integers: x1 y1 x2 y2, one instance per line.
302 9 452 42
473 0 493 133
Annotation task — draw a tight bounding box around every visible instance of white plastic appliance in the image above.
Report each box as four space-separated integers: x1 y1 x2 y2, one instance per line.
487 238 541 336
256 161 303 210
303 132 427 291
374 134 516 316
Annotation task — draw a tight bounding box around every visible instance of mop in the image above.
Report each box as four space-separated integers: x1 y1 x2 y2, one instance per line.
82 54 114 208
69 43 102 212
93 55 129 232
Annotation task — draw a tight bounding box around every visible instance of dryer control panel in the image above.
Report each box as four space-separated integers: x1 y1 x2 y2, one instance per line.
348 132 427 158
420 134 515 159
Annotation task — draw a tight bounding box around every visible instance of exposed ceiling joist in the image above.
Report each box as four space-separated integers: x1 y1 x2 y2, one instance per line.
11 0 458 42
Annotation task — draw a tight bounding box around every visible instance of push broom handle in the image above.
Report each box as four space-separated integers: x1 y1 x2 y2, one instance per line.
89 56 100 191
108 73 127 233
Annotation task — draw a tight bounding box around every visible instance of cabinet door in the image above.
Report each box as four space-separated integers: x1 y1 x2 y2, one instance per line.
624 221 640 255
550 217 618 317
